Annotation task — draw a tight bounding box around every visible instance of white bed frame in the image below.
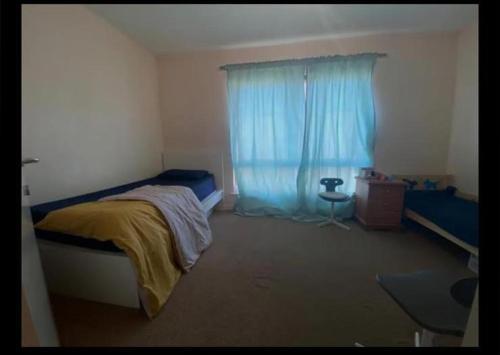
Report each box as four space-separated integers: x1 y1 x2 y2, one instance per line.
38 151 224 312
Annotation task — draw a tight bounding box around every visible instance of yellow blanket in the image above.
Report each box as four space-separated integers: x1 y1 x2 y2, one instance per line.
35 200 182 317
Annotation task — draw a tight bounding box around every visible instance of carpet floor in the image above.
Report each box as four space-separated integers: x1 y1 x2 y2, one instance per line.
49 212 473 347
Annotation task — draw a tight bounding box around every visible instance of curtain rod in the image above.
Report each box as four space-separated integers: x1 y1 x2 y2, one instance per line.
219 53 387 71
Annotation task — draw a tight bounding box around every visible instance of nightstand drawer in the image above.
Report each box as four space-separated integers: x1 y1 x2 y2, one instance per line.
366 210 402 225
367 196 404 212
369 185 405 201
354 176 406 229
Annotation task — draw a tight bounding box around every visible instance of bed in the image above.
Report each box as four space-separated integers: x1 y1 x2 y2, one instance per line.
393 175 478 259
32 175 219 251
32 152 224 314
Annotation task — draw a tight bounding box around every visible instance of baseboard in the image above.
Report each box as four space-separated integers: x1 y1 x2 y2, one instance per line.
216 193 237 211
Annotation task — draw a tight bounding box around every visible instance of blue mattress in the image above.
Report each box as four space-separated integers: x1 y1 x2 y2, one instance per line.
31 174 216 252
404 190 478 248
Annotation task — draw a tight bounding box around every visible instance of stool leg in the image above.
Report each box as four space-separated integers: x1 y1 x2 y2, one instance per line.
331 218 351 230
318 201 351 230
318 220 332 227
332 201 351 230
318 201 335 227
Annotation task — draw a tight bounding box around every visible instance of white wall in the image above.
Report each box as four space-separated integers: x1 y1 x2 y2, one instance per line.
446 22 478 197
22 5 477 203
22 5 163 204
158 32 459 197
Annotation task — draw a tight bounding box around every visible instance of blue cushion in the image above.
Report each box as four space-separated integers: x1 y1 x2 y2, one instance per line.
157 169 209 180
445 185 457 196
404 190 478 247
319 191 350 202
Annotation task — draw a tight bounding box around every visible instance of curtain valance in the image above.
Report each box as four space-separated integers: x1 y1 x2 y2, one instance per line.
219 52 386 71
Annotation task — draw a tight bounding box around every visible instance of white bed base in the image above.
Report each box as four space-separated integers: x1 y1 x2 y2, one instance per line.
38 189 223 310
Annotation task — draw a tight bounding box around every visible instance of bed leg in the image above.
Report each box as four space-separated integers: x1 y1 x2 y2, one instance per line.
467 254 478 274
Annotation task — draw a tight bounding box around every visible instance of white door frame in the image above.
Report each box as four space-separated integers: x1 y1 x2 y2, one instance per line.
22 161 59 347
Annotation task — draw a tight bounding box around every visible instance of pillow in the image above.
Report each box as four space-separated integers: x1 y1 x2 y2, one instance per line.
402 179 418 190
157 169 209 180
445 185 457 196
423 179 439 190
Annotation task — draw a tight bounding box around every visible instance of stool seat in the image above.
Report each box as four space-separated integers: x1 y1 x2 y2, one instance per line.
319 191 350 202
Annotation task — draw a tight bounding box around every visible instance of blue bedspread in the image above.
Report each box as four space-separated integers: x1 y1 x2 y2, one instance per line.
31 174 216 252
404 190 478 248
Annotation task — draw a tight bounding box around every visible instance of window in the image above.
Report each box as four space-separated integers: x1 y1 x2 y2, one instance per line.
226 54 379 219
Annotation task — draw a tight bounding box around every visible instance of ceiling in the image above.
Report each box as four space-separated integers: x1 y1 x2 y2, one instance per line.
87 4 478 54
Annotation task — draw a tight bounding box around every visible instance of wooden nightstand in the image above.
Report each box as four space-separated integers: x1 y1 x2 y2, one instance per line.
354 176 406 229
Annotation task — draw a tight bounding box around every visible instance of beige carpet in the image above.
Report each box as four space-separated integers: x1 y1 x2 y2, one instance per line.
49 211 472 347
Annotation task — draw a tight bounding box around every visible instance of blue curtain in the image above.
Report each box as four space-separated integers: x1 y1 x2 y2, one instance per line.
297 55 377 220
227 54 377 221
228 64 306 216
